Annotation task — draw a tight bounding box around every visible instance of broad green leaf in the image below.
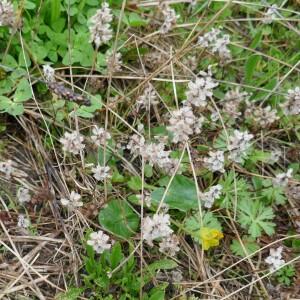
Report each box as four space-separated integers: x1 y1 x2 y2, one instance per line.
99 199 139 238
151 175 198 211
14 79 32 102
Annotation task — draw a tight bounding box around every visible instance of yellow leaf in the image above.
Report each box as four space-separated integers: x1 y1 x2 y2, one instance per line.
199 227 224 250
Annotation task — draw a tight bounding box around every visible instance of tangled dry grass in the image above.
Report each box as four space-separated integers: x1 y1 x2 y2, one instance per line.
1 1 300 299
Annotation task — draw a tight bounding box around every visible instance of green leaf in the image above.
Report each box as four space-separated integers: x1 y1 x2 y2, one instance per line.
0 96 24 116
127 176 143 191
230 236 259 257
185 211 222 243
2 54 18 68
99 199 139 238
128 12 149 27
14 79 32 102
245 55 261 83
24 0 36 10
147 259 177 274
238 199 275 238
50 0 61 24
151 175 198 211
109 242 124 269
56 287 84 300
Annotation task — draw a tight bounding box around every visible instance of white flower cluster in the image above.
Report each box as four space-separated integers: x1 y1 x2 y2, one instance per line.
201 184 223 208
61 191 83 209
142 213 173 246
89 2 113 48
17 214 30 229
91 126 111 146
185 68 218 107
136 84 158 111
167 105 204 143
198 28 231 60
265 246 285 272
245 104 279 127
228 130 253 163
91 165 111 181
158 234 180 256
43 65 55 82
0 159 14 179
273 168 293 188
17 188 31 204
282 87 300 116
159 4 178 34
106 51 122 72
137 191 152 208
0 0 14 27
204 150 225 173
263 4 279 24
222 88 248 119
127 134 179 175
87 230 113 254
60 131 85 155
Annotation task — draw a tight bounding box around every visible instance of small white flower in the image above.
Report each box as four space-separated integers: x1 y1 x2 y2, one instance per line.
17 214 30 228
159 4 179 34
159 234 180 256
91 126 111 146
0 159 14 179
60 131 85 155
106 51 122 72
127 134 145 155
17 188 31 204
0 0 15 27
281 87 300 116
186 68 218 108
204 150 225 173
198 28 231 61
137 191 152 208
136 84 158 111
222 88 248 119
87 230 112 254
43 65 55 82
228 130 253 163
210 110 219 121
167 105 204 143
92 165 111 181
245 103 278 127
89 2 113 48
202 184 223 208
265 246 285 272
171 270 183 282
263 4 279 24
268 149 281 164
142 213 173 246
60 191 83 209
273 168 293 188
